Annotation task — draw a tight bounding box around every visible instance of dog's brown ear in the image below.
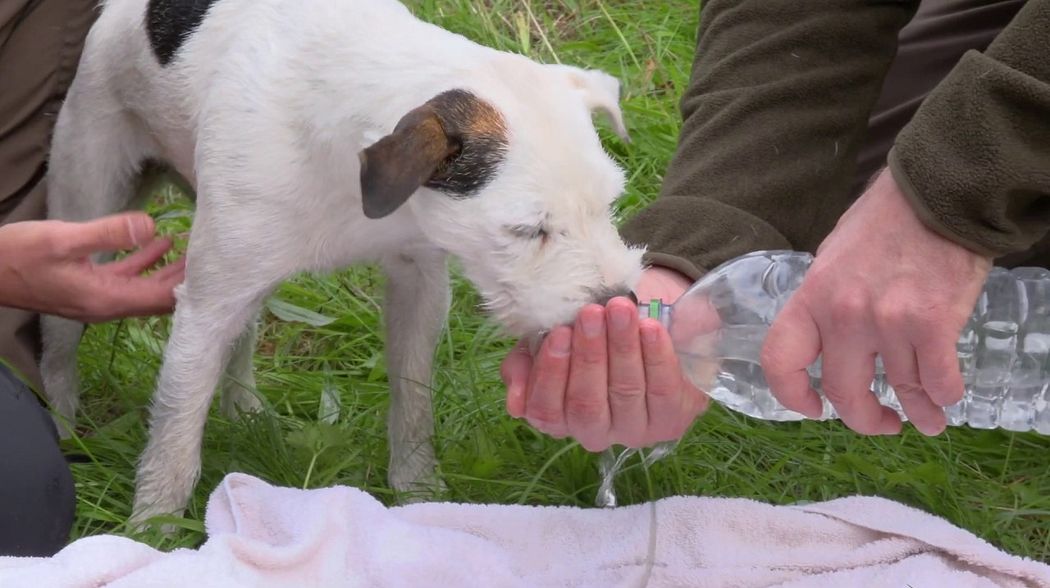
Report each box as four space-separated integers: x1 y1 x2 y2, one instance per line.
358 103 460 219
359 90 508 219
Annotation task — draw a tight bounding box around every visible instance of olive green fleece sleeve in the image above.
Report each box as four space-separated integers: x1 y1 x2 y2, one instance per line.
889 0 1050 258
620 0 919 280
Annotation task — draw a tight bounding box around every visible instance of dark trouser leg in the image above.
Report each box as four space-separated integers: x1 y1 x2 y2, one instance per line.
0 363 74 556
850 0 1050 267
851 0 1024 196
0 0 99 392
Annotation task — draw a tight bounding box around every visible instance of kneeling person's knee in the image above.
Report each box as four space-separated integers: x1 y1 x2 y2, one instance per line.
0 364 75 557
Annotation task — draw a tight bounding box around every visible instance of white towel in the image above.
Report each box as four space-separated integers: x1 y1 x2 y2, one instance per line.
0 472 1046 587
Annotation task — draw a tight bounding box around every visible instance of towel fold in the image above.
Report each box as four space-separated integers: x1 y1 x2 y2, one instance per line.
0 472 1046 587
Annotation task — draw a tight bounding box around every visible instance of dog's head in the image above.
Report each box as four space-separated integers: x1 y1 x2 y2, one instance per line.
358 62 645 335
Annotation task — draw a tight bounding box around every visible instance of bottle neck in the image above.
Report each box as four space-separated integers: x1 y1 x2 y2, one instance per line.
637 299 673 328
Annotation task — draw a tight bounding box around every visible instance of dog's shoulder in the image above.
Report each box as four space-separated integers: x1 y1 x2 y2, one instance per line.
146 0 222 66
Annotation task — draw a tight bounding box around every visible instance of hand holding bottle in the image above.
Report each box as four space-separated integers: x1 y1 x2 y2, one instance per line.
762 169 993 436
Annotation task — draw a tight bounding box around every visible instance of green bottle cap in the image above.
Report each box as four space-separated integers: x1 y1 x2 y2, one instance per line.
648 299 662 320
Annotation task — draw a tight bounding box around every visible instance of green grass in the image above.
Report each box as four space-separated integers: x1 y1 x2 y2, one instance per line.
63 0 1050 559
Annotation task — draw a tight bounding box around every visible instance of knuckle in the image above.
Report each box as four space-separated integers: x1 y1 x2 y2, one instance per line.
889 382 924 399
608 381 645 402
830 290 869 324
608 336 636 356
101 219 126 247
565 396 606 423
646 377 681 400
42 232 72 258
574 347 606 367
873 298 911 329
642 345 672 369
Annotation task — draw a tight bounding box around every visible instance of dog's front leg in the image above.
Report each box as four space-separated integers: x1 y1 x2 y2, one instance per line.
130 200 284 527
381 247 450 501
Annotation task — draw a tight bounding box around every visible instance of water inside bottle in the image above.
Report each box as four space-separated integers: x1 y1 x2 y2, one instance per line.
658 250 1050 433
969 320 1019 429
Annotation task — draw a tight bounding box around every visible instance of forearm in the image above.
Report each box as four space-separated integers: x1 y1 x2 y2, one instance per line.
890 0 1050 258
621 0 919 278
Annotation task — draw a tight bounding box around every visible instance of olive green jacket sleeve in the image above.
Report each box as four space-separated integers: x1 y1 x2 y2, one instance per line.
620 0 920 280
889 0 1050 258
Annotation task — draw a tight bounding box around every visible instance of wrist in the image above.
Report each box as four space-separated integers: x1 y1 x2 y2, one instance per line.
885 153 998 260
635 266 692 305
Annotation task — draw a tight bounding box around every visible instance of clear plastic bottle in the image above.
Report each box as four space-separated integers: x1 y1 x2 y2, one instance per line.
593 249 1050 507
637 249 1050 433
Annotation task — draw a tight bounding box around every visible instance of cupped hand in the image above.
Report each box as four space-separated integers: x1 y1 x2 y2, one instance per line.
501 266 710 452
761 168 992 436
0 212 186 322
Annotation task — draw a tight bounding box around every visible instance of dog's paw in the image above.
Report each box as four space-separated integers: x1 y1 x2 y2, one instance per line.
130 465 196 536
50 414 75 440
389 450 447 504
392 474 448 505
128 499 187 536
220 384 263 419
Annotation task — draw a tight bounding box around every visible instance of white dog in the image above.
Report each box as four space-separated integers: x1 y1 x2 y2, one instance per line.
40 0 644 525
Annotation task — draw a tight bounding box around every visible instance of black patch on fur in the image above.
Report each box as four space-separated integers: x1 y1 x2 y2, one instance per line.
423 90 509 198
146 0 221 66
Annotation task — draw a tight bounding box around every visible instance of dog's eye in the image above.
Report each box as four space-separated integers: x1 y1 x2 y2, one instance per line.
506 224 548 240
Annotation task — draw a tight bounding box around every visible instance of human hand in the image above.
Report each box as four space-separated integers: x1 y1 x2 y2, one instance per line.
501 266 710 452
0 212 186 322
761 168 992 436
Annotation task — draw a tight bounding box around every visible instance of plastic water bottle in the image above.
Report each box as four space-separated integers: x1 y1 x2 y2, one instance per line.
636 249 1050 433
594 249 1050 507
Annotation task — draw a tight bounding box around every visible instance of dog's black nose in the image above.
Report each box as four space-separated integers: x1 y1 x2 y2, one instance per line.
593 285 637 306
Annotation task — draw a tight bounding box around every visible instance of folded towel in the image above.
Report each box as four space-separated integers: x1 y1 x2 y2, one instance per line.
1 472 1046 587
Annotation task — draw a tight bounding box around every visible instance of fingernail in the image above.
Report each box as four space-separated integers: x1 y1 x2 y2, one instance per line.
506 386 524 418
126 217 141 247
608 304 631 332
640 321 660 344
549 327 571 357
580 310 603 339
128 215 154 247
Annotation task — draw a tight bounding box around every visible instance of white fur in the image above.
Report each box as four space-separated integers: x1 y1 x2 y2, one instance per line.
40 0 644 525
